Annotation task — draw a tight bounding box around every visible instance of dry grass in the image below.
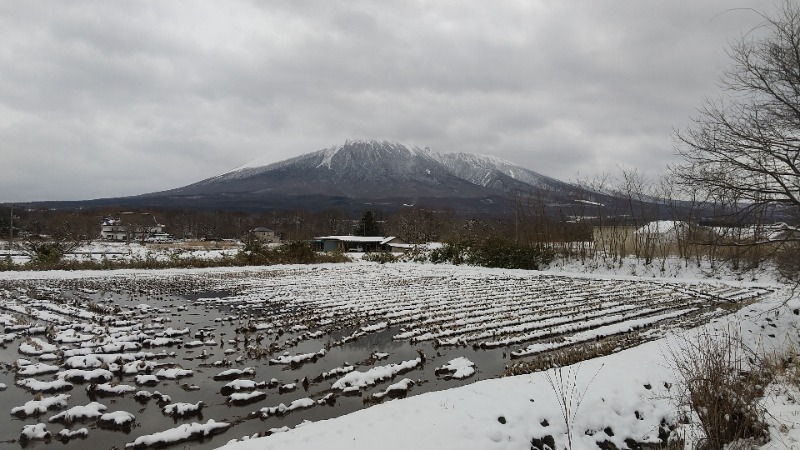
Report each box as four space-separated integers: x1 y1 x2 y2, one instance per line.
544 363 602 450
761 343 800 389
504 335 634 376
773 242 800 281
146 240 242 251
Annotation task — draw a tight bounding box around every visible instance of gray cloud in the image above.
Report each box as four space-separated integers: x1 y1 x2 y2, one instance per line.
0 0 778 202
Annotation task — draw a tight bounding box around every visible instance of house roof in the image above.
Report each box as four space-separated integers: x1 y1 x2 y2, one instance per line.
252 227 274 232
316 235 388 243
387 243 414 249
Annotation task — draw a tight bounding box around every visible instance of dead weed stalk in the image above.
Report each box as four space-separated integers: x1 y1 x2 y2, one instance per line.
544 363 603 450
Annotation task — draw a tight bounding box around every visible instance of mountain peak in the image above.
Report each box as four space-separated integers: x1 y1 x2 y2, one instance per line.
317 140 430 170
211 140 566 193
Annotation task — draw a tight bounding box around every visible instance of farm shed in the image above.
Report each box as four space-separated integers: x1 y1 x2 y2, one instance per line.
315 236 409 253
251 227 279 243
634 221 689 244
593 221 693 257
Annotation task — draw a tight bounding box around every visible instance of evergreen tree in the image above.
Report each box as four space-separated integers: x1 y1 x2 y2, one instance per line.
355 211 382 236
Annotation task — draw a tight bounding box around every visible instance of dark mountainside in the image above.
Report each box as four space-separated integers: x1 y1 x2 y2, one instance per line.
22 140 673 219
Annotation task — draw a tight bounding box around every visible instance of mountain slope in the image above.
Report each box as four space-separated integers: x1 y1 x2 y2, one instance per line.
434 152 568 192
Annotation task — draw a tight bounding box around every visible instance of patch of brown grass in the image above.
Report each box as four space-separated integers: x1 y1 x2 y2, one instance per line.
504 335 635 376
761 343 800 389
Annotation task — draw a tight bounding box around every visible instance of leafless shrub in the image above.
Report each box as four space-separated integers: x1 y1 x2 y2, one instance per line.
669 328 769 450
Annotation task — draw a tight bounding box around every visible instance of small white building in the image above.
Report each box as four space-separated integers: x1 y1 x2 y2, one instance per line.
101 213 165 241
251 227 279 243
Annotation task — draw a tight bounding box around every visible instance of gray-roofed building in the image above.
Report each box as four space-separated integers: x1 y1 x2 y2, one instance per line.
315 236 409 253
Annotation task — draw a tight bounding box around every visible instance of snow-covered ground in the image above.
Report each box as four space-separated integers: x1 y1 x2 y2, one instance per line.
218 280 799 450
208 256 796 450
0 252 796 450
3 240 241 265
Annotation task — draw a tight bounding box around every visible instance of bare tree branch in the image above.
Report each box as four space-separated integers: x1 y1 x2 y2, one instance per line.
675 1 800 214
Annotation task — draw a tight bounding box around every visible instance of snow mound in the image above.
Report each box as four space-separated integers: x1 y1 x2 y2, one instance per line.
434 357 476 380
49 401 107 424
125 419 231 449
331 357 422 391
11 394 71 418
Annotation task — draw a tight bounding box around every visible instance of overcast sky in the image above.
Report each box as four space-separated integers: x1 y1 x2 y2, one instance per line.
0 1 781 202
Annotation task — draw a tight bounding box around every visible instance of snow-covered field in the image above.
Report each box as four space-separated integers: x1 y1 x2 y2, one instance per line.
0 261 795 450
3 240 241 265
219 289 800 450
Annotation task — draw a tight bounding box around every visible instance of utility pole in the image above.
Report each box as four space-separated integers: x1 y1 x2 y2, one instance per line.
6 204 12 264
514 195 519 244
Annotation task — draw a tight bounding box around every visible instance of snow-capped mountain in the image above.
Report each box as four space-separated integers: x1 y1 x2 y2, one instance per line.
216 141 570 194
187 140 486 199
65 140 655 215
128 139 590 214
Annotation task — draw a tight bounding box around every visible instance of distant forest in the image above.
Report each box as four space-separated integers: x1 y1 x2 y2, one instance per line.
0 204 593 245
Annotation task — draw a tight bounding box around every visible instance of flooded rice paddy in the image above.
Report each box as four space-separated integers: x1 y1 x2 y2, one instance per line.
0 264 772 449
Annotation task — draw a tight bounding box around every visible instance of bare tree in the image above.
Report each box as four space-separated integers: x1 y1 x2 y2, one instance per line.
386 207 444 243
675 2 800 277
675 1 800 216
